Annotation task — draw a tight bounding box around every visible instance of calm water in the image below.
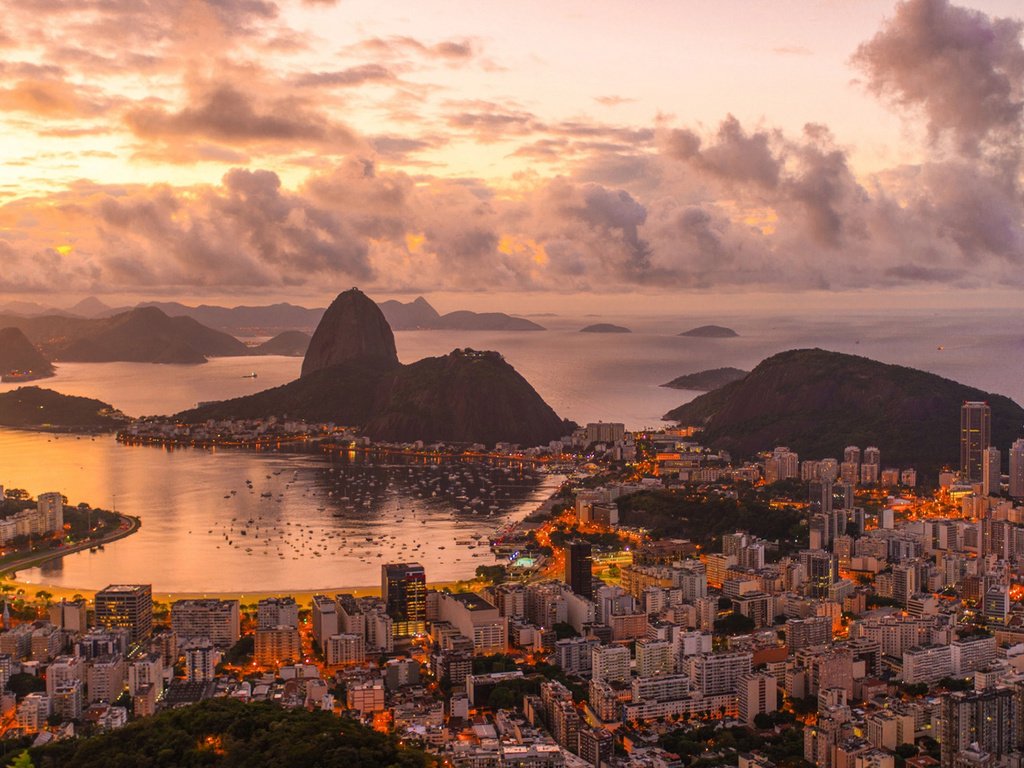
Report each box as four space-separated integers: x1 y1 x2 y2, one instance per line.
0 306 1020 591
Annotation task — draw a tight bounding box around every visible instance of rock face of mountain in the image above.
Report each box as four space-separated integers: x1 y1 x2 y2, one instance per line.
0 387 127 429
379 296 545 331
0 307 249 364
664 348 1024 478
0 327 55 380
679 325 738 338
252 331 311 357
661 367 749 391
177 289 571 446
301 289 399 377
580 324 631 333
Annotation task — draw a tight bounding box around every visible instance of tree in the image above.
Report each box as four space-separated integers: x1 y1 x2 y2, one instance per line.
7 673 45 699
714 612 755 636
553 622 578 640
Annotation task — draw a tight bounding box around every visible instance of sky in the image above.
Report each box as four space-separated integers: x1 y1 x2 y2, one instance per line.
0 0 1022 309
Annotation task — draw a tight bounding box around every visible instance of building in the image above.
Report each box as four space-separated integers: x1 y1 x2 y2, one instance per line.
94 585 153 643
256 597 298 630
86 654 126 703
787 616 832 652
382 563 427 638
183 639 221 682
555 636 600 676
636 639 673 678
437 592 508 655
325 634 364 668
16 692 49 732
941 688 1017 768
800 550 838 599
737 672 777 726
46 656 84 697
902 644 952 684
127 654 164 696
1009 439 1024 499
171 599 240 648
687 652 752 696
311 595 340 646
254 626 302 666
565 540 593 600
49 598 88 633
961 402 992 482
585 422 625 444
52 680 84 722
592 644 630 683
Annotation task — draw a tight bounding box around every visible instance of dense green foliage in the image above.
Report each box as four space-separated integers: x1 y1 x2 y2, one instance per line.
660 723 809 768
0 387 126 429
30 698 433 768
616 488 804 549
664 348 1024 478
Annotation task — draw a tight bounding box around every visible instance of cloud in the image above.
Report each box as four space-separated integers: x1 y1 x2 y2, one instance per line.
349 35 479 62
125 83 359 147
292 64 395 88
852 0 1024 155
0 78 114 118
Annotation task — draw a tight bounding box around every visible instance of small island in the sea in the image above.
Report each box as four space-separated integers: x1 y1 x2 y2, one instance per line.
661 367 748 391
580 323 631 334
679 325 739 338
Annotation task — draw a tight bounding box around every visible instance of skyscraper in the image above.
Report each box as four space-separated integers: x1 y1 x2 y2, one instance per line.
982 447 1001 496
565 540 593 600
1009 439 1024 499
960 402 992 482
382 563 426 638
94 584 153 643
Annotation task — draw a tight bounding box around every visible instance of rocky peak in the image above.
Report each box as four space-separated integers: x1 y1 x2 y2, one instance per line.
301 288 399 377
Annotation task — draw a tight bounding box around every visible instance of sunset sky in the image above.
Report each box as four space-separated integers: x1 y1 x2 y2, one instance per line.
1 0 1022 308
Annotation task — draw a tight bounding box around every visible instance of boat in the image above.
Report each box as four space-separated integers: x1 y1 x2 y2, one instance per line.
243 372 258 378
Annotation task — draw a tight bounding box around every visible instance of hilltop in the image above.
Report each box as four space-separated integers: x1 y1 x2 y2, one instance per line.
178 289 571 446
664 348 1024 478
0 387 127 429
0 327 55 381
251 330 311 356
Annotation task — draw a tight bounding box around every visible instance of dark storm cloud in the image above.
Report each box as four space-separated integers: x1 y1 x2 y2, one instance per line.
853 0 1024 154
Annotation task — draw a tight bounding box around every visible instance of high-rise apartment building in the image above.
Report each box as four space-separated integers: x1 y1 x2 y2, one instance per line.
983 447 1001 496
1009 439 1024 499
940 688 1017 768
382 563 427 638
565 540 593 600
94 585 153 643
961 402 992 481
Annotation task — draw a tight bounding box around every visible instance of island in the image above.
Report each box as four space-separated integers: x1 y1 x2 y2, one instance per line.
678 324 739 337
579 323 632 333
251 330 311 356
660 366 749 390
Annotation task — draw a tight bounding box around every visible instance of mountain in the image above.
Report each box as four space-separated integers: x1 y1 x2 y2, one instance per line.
377 296 442 329
252 330 311 356
434 310 545 331
138 301 325 335
53 307 249 364
679 324 739 338
663 348 1024 478
301 289 399 376
0 307 249 364
67 296 127 318
580 323 632 333
0 327 55 381
0 387 127 429
661 367 749 391
364 349 569 445
177 288 571 446
378 296 545 331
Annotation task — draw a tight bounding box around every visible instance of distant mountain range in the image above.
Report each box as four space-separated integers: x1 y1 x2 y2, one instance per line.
0 296 546 334
664 348 1024 479
0 307 249 364
179 289 571 446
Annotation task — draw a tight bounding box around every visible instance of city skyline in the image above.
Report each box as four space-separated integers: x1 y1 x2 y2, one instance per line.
1 0 1023 307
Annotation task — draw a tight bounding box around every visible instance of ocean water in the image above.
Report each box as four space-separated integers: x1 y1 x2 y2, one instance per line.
0 306 1020 592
